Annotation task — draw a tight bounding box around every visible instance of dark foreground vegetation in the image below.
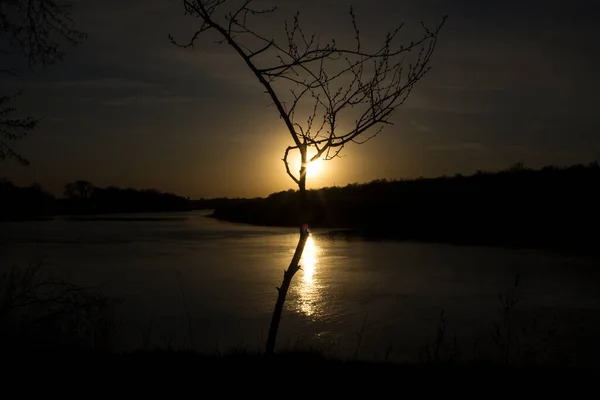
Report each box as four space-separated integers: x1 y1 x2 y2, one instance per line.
1 264 599 382
5 349 595 388
212 163 600 252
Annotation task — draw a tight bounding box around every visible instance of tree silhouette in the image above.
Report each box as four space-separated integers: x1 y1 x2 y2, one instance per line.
171 0 445 354
64 180 94 200
0 0 86 165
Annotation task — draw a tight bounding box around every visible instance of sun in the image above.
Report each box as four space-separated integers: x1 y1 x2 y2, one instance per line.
305 158 324 177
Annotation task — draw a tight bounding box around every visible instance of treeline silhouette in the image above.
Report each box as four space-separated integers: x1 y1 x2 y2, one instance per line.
190 197 253 210
3 163 600 251
0 180 193 220
212 162 600 252
0 180 55 220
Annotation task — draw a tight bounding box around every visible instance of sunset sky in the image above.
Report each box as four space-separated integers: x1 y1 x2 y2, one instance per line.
2 0 599 198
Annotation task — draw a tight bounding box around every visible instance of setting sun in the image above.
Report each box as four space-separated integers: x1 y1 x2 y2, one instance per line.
287 148 328 182
305 158 324 177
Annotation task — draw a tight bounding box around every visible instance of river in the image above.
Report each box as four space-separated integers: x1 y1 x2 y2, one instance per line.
2 210 599 363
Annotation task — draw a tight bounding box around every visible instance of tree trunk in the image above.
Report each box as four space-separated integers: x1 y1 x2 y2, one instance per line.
265 147 309 355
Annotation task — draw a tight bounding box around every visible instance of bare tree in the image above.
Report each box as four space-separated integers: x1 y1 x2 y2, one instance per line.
0 262 115 351
170 0 446 354
64 179 94 200
0 0 86 165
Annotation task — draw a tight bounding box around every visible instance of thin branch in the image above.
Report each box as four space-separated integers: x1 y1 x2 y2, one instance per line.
170 1 446 179
282 145 300 185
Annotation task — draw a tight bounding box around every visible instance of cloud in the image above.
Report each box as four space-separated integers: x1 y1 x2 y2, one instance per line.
82 94 198 107
409 119 432 133
427 142 484 152
100 94 197 107
52 78 158 89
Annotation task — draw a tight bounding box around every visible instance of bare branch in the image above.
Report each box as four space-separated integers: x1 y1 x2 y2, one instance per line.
171 1 446 183
282 145 300 185
0 0 87 68
0 94 38 165
1 0 87 165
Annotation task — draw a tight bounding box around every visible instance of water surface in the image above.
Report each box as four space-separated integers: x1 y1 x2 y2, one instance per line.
2 211 599 361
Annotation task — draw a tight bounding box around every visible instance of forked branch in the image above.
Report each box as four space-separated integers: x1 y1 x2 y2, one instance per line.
171 0 446 176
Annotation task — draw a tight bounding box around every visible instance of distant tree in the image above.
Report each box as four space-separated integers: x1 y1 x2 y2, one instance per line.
507 162 526 172
0 0 86 165
171 0 445 354
64 180 94 200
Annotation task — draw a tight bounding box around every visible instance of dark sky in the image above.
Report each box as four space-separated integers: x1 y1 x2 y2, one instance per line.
2 0 599 198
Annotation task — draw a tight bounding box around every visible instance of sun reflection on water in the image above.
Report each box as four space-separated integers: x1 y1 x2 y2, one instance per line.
296 235 323 318
302 236 317 282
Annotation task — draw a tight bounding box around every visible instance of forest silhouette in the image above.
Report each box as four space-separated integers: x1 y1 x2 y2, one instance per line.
2 162 599 252
210 162 600 252
0 180 192 219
